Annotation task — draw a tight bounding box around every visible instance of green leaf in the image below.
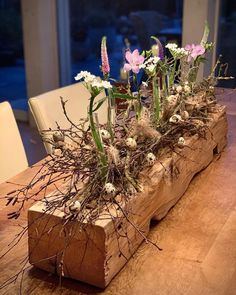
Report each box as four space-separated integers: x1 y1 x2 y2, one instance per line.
92 97 107 112
200 22 210 46
111 92 137 100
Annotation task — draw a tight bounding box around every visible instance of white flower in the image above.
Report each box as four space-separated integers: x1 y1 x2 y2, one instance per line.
166 43 187 58
104 183 116 194
74 71 96 83
140 56 160 72
101 80 112 89
69 200 81 212
125 137 137 150
91 80 112 89
100 129 111 140
165 43 178 50
146 152 156 166
176 85 183 93
184 85 191 94
146 64 156 72
142 81 148 87
178 137 185 147
169 114 182 123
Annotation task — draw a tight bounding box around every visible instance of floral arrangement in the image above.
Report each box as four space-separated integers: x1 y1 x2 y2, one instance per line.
1 23 233 290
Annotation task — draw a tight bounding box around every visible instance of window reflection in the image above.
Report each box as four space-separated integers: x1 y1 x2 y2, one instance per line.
70 0 183 81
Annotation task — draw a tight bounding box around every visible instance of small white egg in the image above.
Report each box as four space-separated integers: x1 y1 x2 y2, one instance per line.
181 110 189 120
104 183 116 194
69 200 81 212
176 85 183 93
169 114 182 123
146 152 156 166
178 137 185 147
125 137 137 150
184 85 191 94
100 129 111 140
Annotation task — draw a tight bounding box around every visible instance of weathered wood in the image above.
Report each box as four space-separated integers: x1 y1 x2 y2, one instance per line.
28 105 228 288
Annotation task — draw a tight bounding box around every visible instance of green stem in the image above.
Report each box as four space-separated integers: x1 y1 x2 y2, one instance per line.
152 77 160 124
107 88 114 141
169 59 177 87
89 95 107 177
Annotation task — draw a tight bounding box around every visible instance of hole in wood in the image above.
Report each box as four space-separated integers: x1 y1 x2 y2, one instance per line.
213 145 218 155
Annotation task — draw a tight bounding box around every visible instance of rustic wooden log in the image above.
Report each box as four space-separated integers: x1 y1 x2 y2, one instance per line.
28 105 228 288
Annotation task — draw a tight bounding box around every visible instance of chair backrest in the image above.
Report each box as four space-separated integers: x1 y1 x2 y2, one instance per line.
28 82 108 154
0 101 28 183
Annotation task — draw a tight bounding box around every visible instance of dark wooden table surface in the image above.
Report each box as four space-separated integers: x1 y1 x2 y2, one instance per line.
0 88 236 295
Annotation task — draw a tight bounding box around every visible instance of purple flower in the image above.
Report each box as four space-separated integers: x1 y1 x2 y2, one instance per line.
185 44 205 62
124 49 144 74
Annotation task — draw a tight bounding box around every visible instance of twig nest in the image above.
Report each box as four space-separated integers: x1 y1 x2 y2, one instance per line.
184 85 191 94
146 152 156 166
104 183 116 195
125 137 137 150
178 137 185 147
181 110 189 120
176 85 183 93
100 129 111 140
169 114 182 123
69 200 81 212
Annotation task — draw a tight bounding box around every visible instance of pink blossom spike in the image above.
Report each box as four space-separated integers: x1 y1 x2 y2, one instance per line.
101 36 110 76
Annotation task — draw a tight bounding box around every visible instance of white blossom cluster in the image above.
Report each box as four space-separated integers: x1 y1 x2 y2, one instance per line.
74 71 112 89
139 56 160 72
165 43 187 58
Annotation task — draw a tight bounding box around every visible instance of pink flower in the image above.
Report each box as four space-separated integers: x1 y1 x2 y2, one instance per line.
101 36 110 76
185 44 205 62
124 49 144 74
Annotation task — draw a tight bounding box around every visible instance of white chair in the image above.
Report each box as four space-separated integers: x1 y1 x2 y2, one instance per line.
28 82 108 154
0 101 28 183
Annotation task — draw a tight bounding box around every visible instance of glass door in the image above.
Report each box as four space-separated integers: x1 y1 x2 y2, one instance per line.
0 0 27 121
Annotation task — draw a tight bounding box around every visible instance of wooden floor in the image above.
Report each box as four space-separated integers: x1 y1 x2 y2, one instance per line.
1 88 236 294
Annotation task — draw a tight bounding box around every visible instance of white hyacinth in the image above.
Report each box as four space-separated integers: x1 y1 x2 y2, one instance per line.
104 183 116 194
126 137 137 150
178 137 185 147
100 129 111 140
146 152 156 166
169 114 182 123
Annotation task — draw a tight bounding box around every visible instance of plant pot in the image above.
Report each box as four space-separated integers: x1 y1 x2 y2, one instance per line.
28 105 227 288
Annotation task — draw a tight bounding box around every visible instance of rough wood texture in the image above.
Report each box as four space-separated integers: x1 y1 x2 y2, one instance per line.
28 105 228 288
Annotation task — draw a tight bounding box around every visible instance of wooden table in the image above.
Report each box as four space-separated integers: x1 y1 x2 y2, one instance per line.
0 88 236 295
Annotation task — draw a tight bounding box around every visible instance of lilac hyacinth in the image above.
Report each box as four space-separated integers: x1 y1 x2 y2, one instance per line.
185 44 205 62
124 49 144 74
